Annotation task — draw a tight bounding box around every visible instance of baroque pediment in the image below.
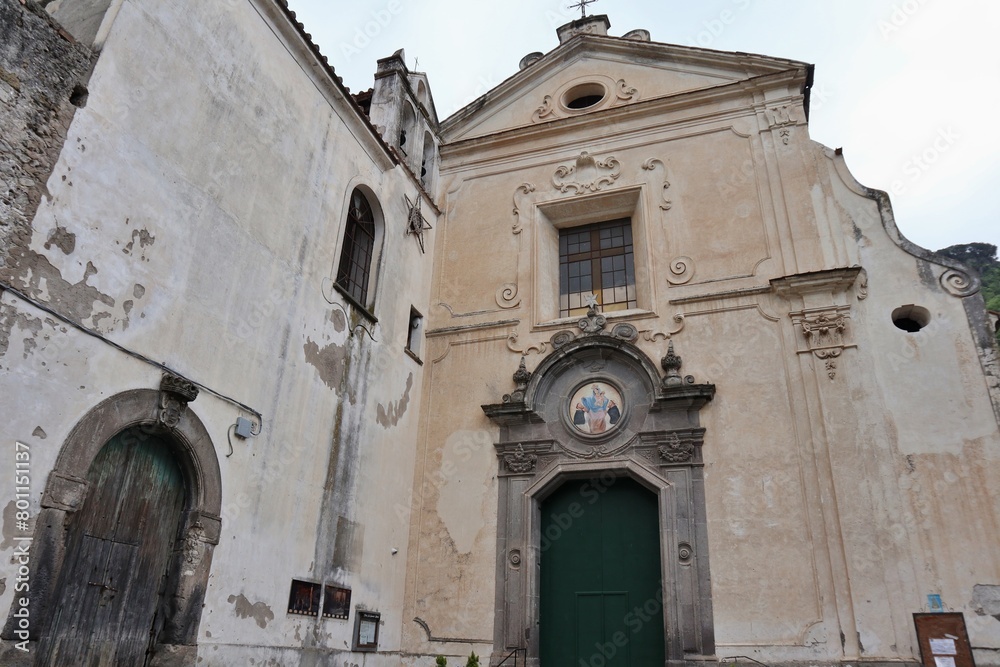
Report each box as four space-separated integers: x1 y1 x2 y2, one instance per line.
441 36 809 142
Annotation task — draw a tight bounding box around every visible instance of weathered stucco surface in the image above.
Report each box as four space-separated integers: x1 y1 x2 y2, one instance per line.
0 0 434 664
402 16 1000 667
0 3 997 666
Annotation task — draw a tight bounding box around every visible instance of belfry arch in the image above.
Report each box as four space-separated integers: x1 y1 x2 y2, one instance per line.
483 318 716 667
2 377 222 663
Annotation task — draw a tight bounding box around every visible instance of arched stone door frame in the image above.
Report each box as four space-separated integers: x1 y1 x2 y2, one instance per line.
3 378 222 661
484 326 716 667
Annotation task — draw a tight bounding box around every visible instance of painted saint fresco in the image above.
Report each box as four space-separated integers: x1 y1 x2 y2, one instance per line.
570 382 623 435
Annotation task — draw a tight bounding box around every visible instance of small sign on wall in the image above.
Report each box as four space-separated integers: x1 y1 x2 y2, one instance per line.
353 610 381 652
914 613 976 667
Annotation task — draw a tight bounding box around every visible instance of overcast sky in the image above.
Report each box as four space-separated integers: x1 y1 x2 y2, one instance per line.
286 0 999 254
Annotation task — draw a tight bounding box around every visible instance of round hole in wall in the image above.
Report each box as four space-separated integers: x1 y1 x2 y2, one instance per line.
563 83 607 110
892 304 931 332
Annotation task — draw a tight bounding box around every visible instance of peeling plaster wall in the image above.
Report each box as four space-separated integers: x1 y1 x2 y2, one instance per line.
0 0 435 663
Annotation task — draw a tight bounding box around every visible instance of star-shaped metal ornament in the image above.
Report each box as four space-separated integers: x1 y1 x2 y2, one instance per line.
404 194 433 254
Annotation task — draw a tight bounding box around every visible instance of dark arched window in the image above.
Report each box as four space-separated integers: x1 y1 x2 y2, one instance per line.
336 189 376 306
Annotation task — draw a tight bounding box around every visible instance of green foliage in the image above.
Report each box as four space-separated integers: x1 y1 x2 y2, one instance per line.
937 242 997 275
436 657 447 667
466 652 480 667
937 243 1000 343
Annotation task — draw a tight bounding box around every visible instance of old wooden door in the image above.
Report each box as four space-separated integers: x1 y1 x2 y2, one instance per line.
539 477 665 667
36 428 186 666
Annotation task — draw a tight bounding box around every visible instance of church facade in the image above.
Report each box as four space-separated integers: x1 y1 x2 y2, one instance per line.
1 1 998 666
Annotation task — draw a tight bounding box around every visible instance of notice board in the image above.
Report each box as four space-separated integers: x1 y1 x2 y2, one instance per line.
914 613 975 667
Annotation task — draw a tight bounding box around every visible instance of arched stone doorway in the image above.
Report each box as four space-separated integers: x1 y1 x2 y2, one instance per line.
36 427 186 664
483 324 717 667
2 378 222 665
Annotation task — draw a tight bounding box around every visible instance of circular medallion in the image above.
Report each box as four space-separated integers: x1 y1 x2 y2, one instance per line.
568 380 624 437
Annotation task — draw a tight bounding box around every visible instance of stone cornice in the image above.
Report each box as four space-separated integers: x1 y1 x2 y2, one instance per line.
770 266 863 299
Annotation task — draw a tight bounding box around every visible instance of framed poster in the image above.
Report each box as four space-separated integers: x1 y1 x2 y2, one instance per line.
287 580 320 616
914 613 975 667
323 585 351 620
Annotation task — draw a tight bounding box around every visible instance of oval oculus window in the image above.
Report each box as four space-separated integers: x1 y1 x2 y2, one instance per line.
563 82 607 110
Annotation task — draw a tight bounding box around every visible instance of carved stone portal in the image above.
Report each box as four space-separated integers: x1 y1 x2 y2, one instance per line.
482 335 716 665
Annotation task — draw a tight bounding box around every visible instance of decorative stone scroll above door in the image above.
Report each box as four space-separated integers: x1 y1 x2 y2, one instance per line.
481 325 717 666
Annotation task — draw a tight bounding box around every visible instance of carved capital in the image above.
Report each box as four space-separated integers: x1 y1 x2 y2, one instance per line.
659 433 694 463
638 428 706 466
790 306 854 379
503 444 538 474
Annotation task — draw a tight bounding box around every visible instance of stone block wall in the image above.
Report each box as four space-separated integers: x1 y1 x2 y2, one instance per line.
0 0 92 283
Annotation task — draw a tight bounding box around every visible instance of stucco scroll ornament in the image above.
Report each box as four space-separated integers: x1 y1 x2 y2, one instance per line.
641 158 672 210
159 373 199 429
640 313 686 342
659 433 694 464
532 95 555 123
616 79 638 101
496 283 521 309
857 268 869 300
578 293 607 334
506 331 547 356
502 356 533 403
504 444 538 474
511 182 535 234
940 268 980 297
553 151 622 195
666 256 694 285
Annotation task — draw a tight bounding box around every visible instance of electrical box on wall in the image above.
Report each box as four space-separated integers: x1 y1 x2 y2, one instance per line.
234 417 254 439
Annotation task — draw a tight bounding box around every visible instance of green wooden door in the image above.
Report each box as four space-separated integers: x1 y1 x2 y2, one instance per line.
37 428 186 666
540 477 664 667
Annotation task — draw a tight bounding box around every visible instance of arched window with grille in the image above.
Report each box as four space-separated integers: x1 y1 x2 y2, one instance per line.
336 188 378 308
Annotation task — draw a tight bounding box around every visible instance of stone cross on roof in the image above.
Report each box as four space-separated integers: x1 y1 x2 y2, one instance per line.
568 0 598 19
